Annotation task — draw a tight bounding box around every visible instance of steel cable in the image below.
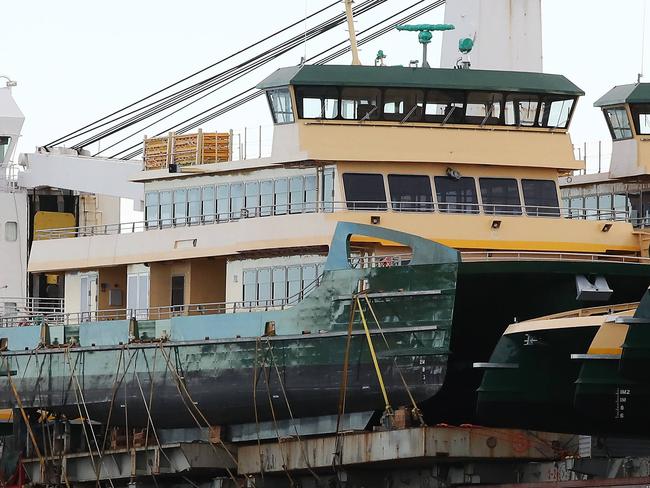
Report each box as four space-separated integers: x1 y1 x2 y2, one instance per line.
45 0 341 147
52 0 386 150
112 0 445 160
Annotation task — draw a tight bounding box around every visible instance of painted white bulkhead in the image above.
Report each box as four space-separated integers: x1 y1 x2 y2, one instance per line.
441 0 543 72
0 191 28 303
0 85 28 305
64 271 98 316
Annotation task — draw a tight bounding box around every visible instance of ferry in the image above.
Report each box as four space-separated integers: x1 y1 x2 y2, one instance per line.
4 52 650 429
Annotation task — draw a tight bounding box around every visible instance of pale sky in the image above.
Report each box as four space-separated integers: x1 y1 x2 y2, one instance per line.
2 0 649 174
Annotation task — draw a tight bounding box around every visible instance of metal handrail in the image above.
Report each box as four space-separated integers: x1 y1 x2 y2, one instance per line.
461 250 650 264
33 201 635 240
0 273 326 328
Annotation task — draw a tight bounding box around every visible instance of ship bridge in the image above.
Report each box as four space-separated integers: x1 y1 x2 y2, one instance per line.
251 64 585 171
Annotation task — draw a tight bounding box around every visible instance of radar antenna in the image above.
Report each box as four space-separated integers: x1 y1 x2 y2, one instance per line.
396 23 455 68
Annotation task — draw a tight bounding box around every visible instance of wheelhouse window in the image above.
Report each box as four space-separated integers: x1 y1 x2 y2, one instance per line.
505 94 540 126
521 179 560 216
296 86 339 119
425 90 464 123
539 96 575 128
341 87 380 120
479 178 522 215
267 88 294 124
343 173 387 210
388 174 433 211
604 106 633 140
630 104 650 135
383 89 424 122
465 92 503 125
434 176 478 214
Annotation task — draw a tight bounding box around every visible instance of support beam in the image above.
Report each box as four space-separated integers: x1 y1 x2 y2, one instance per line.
18 149 143 202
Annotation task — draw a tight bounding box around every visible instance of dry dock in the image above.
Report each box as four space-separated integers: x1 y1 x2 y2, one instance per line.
13 422 650 487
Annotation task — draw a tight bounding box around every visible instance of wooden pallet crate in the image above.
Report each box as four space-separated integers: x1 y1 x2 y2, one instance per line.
143 131 231 169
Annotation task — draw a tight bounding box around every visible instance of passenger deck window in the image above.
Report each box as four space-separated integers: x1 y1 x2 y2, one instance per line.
388 174 433 212
425 90 464 123
505 94 540 126
230 183 244 219
479 178 522 215
173 189 187 225
466 92 503 125
145 192 159 227
296 86 338 119
202 186 215 223
343 173 387 210
216 184 230 221
160 191 173 226
521 179 560 217
245 181 260 216
260 180 274 217
341 87 381 120
434 176 478 214
603 107 632 140
188 187 202 224
383 89 424 122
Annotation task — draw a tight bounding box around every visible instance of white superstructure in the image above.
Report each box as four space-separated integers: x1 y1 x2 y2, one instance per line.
441 0 543 72
0 82 28 306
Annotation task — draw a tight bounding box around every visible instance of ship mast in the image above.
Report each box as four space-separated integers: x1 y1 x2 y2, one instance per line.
344 0 362 65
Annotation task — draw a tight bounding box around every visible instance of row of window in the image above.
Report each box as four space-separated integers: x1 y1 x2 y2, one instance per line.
145 170 334 226
242 263 324 307
342 173 560 216
561 190 650 223
268 86 576 128
604 104 650 141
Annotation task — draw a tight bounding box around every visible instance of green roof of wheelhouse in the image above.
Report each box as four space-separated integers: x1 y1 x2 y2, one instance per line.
594 83 650 107
257 65 585 96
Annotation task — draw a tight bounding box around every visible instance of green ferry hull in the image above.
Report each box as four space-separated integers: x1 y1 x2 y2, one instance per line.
424 260 650 426
476 325 600 433
573 357 650 434
0 224 459 428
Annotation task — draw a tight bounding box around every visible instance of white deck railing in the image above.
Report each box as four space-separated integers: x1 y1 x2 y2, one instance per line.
33 202 634 240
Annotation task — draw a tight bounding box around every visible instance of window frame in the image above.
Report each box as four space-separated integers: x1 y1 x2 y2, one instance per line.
603 105 634 141
4 221 17 242
342 173 388 211
520 179 560 217
479 177 523 216
387 174 434 212
433 176 479 214
266 88 295 125
630 103 650 135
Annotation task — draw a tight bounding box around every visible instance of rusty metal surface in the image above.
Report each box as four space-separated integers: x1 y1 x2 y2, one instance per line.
21 442 235 484
237 426 575 474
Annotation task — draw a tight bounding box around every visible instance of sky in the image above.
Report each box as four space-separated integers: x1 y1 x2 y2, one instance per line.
1 0 649 174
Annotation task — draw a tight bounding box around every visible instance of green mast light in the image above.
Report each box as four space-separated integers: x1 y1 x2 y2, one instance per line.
396 23 455 68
